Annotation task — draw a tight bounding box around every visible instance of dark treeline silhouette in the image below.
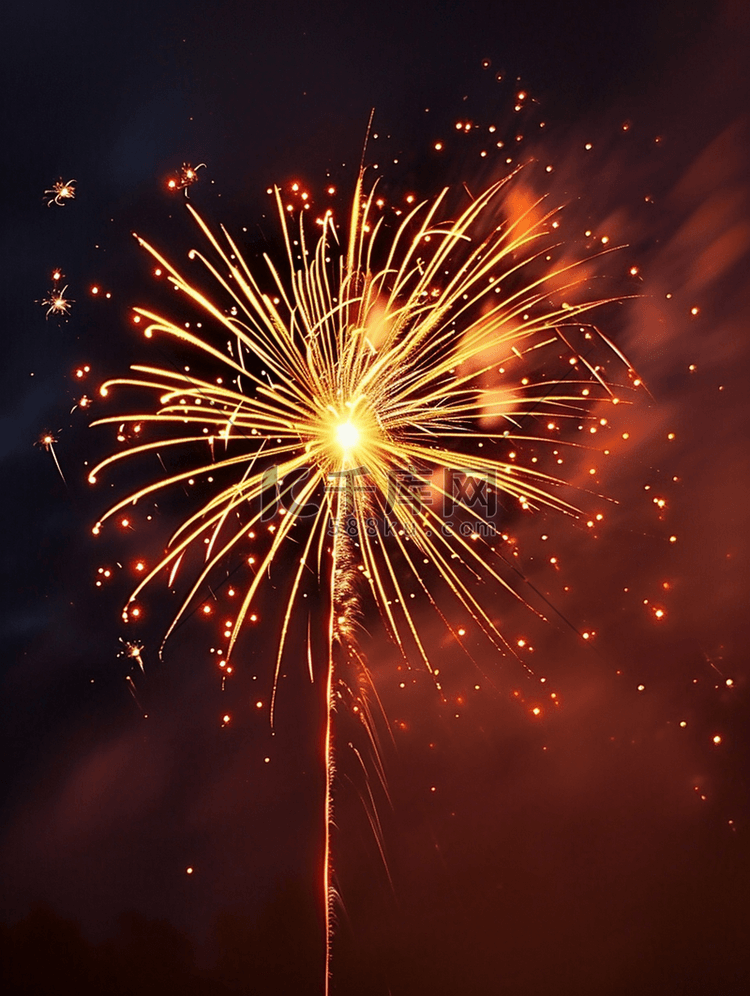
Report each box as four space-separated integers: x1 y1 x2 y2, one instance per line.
1 880 322 995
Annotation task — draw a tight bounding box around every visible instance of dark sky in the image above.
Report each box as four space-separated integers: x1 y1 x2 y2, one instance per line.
2 1 750 994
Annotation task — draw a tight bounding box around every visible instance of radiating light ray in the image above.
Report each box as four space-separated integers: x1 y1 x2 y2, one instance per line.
91 170 632 991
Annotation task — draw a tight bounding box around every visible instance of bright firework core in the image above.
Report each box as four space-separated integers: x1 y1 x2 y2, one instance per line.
335 419 360 453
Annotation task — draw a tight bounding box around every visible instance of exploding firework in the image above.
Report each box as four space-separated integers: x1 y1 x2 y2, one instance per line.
166 162 207 196
118 637 146 672
38 431 66 483
90 170 632 991
41 284 73 319
44 178 76 207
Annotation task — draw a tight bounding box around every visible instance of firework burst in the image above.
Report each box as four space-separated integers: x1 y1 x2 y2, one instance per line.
44 178 76 207
90 169 631 991
166 162 207 196
41 283 74 320
38 430 66 483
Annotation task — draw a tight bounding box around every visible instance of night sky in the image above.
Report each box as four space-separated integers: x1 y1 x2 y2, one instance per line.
2 1 750 993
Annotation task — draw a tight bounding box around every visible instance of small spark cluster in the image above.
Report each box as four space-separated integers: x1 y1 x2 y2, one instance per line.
44 178 76 207
167 162 206 195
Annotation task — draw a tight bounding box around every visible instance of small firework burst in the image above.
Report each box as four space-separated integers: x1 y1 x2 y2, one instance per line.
41 284 73 319
119 637 146 672
37 430 57 450
37 430 66 482
166 162 206 196
70 394 92 414
44 178 76 207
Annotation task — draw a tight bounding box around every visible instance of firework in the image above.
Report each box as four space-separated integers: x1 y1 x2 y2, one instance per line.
90 171 631 991
44 178 76 207
41 284 73 319
38 431 66 483
166 162 206 196
119 637 146 672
